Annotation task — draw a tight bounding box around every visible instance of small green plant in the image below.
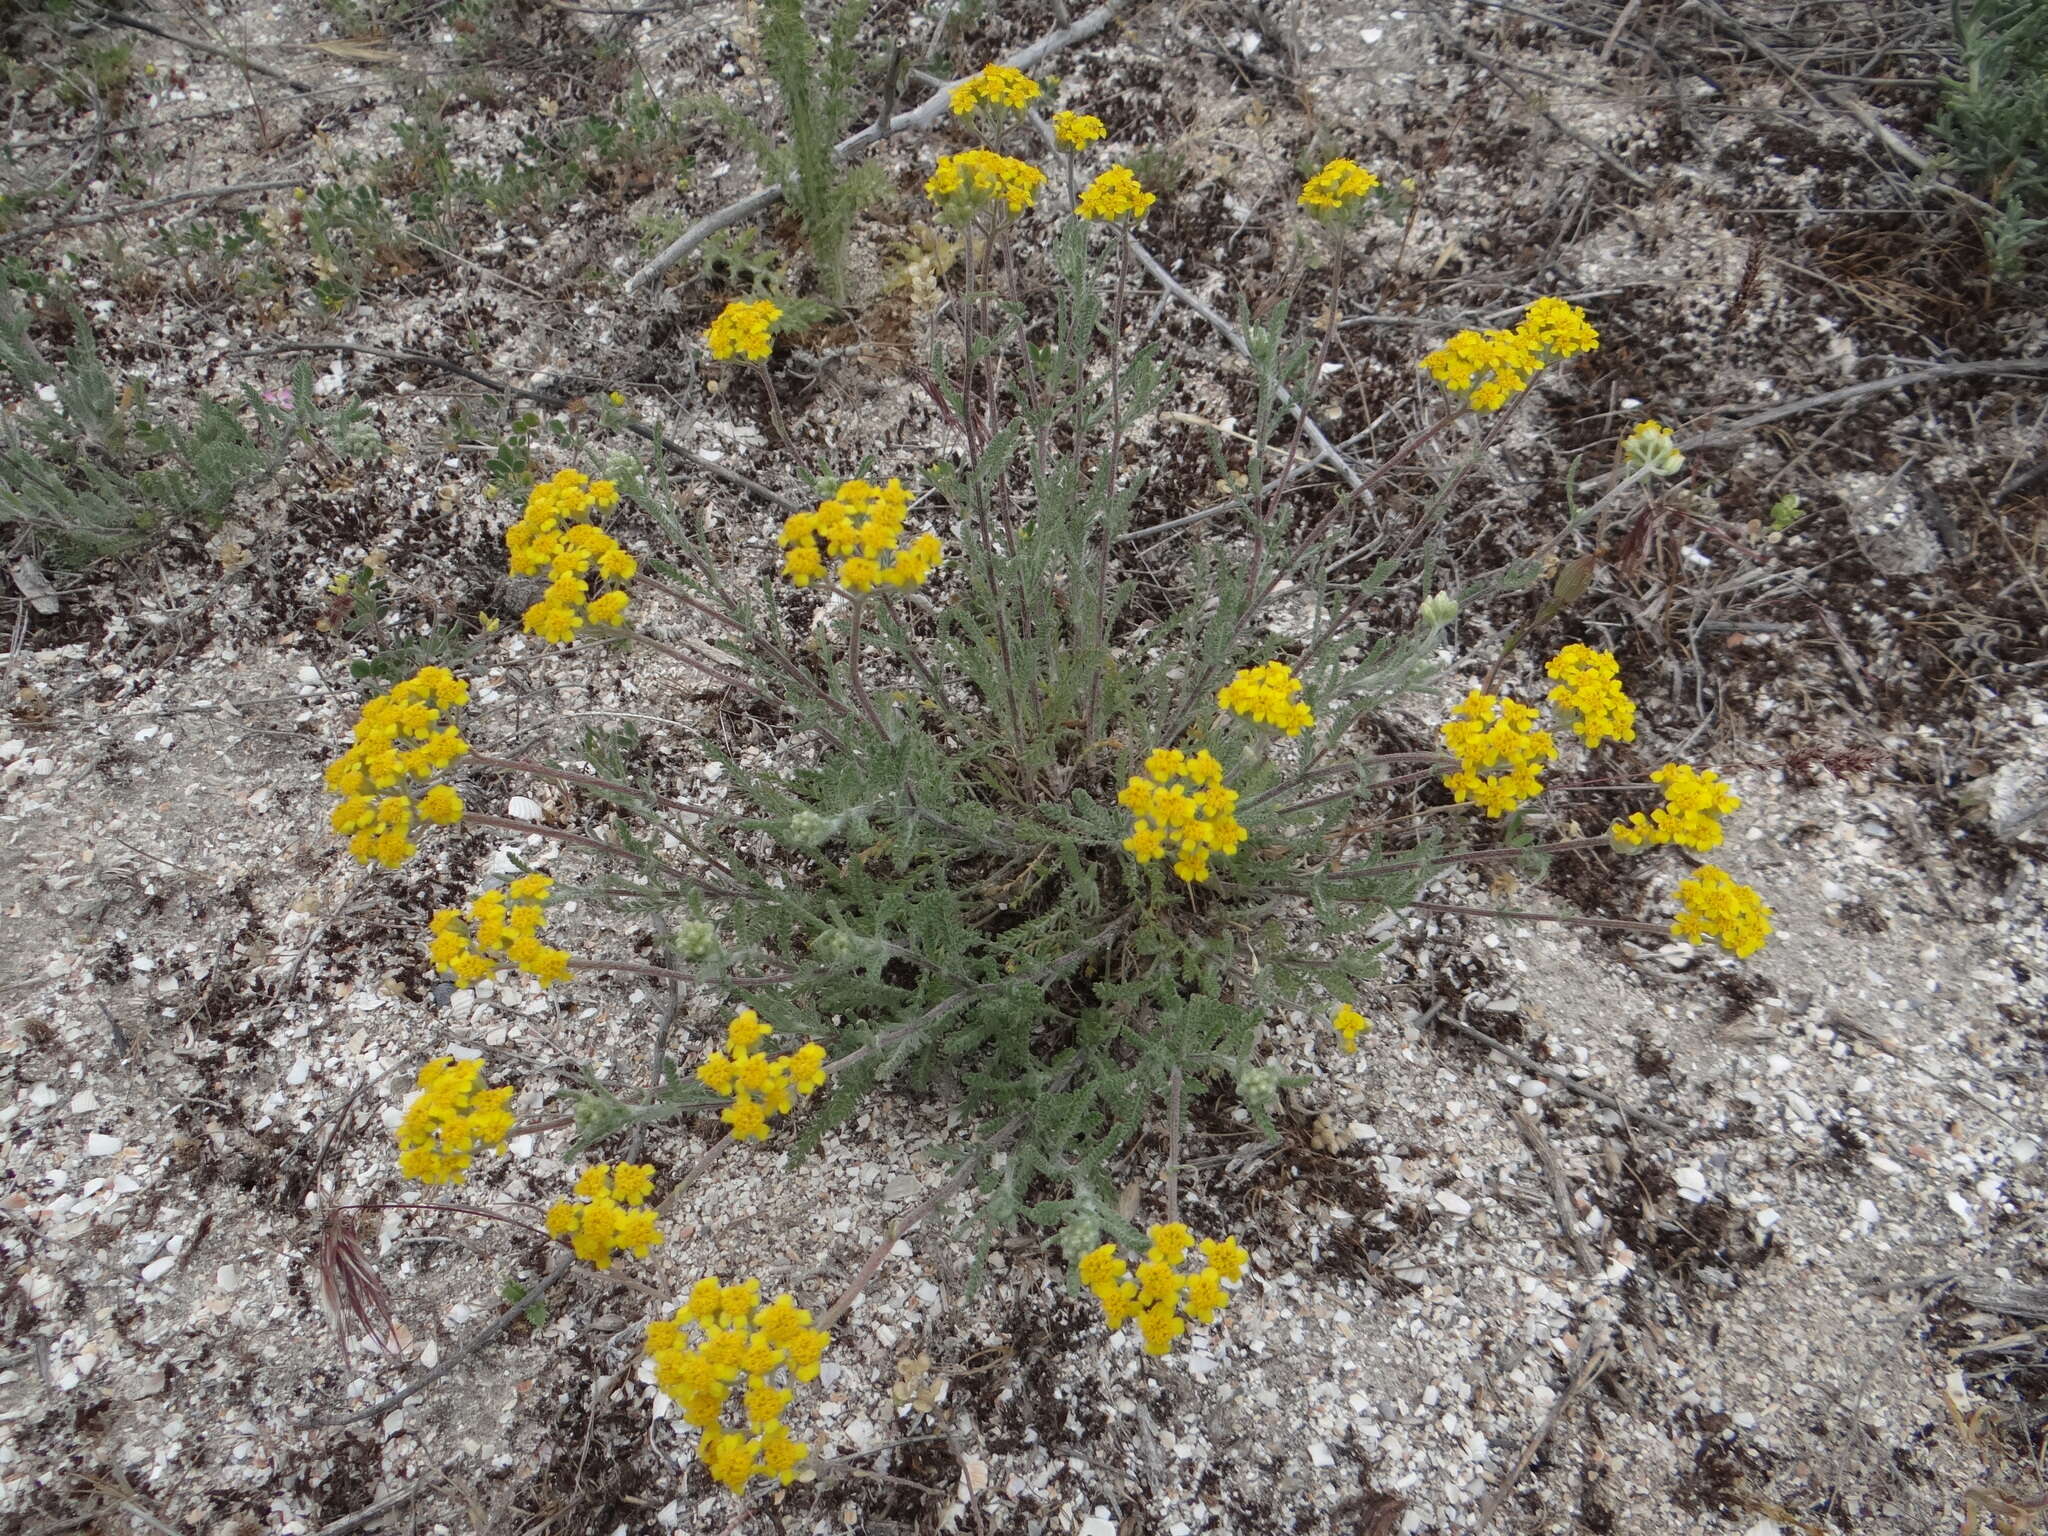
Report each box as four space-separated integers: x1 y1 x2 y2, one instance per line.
0 282 380 564
727 0 883 304
316 119 1778 1499
1935 0 2048 277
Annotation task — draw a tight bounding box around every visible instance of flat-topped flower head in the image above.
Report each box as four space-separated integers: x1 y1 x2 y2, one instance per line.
506 469 636 643
394 1056 514 1184
647 1277 831 1494
1623 418 1685 477
1076 164 1156 222
1298 156 1380 214
1440 690 1558 818
924 149 1046 218
706 299 781 362
1119 747 1247 884
1613 764 1742 852
324 666 472 868
778 478 943 592
1331 1004 1371 1053
1670 865 1773 958
1421 296 1600 412
949 62 1041 116
1078 1225 1247 1355
1217 659 1315 736
695 1009 828 1142
1544 644 1637 749
545 1163 663 1269
1052 109 1106 151
428 876 572 989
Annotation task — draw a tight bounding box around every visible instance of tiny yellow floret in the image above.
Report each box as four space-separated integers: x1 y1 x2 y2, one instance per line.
1079 1226 1247 1355
1051 110 1106 151
706 298 782 363
1119 747 1246 884
394 1056 514 1184
1331 1004 1371 1053
1076 164 1156 222
1612 763 1742 852
1421 296 1600 412
1671 865 1774 958
949 62 1041 116
1298 156 1380 212
1544 644 1637 750
695 1009 828 1142
1217 659 1315 736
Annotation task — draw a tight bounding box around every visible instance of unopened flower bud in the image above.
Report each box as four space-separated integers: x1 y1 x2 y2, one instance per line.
1418 591 1459 629
1238 1065 1282 1112
672 920 720 964
785 809 836 849
1622 420 1685 477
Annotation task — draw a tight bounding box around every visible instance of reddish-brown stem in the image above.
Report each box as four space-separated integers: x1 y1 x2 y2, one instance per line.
567 957 696 984
460 812 695 882
467 752 720 819
1411 900 1664 935
336 1200 550 1242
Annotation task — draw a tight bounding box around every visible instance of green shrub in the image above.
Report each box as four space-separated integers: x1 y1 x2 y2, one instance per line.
0 281 381 565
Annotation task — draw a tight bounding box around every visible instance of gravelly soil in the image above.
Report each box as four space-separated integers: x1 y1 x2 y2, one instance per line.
2 1 2044 1532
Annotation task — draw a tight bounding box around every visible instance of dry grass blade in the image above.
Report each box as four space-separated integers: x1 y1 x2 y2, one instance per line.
317 1208 403 1364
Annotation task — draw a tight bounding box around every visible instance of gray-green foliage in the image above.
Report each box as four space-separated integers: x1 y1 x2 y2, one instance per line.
0 282 380 564
744 0 882 303
1936 0 2048 276
568 216 1510 1255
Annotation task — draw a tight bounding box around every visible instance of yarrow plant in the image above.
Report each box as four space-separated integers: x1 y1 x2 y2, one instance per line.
506 468 636 643
545 1163 664 1269
324 665 470 868
1216 659 1316 736
924 149 1046 216
1076 165 1156 222
1119 748 1247 883
428 874 572 988
777 477 943 592
1421 295 1601 412
1077 1225 1250 1355
695 1009 828 1141
949 62 1042 117
1051 109 1107 152
394 1056 514 1185
646 1278 831 1492
320 72 1784 1497
705 298 782 362
1298 155 1380 214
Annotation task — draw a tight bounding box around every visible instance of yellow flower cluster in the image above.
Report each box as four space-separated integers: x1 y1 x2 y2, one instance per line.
696 1009 828 1142
325 666 471 869
1440 690 1558 818
1078 1224 1249 1356
1118 747 1247 883
429 874 572 988
1544 644 1637 749
778 477 943 592
646 1278 830 1494
1298 156 1380 212
545 1163 663 1270
506 469 635 644
1623 418 1685 477
1612 764 1742 852
1331 1004 1371 1053
705 298 781 363
1671 865 1774 958
394 1056 515 1184
1421 296 1601 412
1076 164 1156 222
924 149 1047 215
1216 659 1315 736
1052 109 1106 151
949 62 1041 115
